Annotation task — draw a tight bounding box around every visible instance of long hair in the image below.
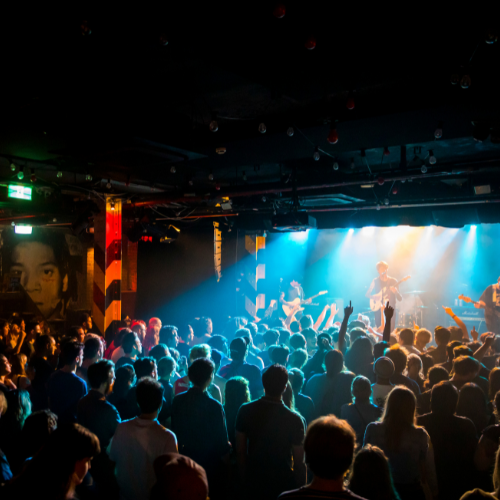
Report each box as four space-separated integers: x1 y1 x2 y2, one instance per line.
143 318 161 354
345 337 373 377
282 381 295 411
381 386 416 452
3 423 100 500
349 445 401 500
456 383 488 433
224 377 251 445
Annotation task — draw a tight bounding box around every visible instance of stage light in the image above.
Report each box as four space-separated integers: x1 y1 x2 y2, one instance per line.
450 74 459 85
106 179 112 189
470 225 477 230
258 123 267 134
428 150 436 164
273 4 286 18
287 127 294 137
17 167 24 180
313 147 320 161
421 165 428 174
85 174 92 181
110 200 115 210
362 226 375 235
15 225 32 234
327 127 339 144
10 162 16 172
8 185 32 200
305 37 316 50
208 172 214 181
346 96 355 110
57 171 63 178
434 121 443 139
460 75 471 89
170 166 176 173
209 120 219 132
30 169 36 182
333 162 339 171
348 228 354 234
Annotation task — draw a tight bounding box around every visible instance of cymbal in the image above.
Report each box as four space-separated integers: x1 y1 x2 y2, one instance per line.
403 290 427 295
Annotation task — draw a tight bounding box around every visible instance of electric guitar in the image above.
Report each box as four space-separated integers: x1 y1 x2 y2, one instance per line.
369 275 411 311
459 294 500 319
281 291 328 316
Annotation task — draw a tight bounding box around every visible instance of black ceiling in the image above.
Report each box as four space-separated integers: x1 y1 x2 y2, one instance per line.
0 3 499 231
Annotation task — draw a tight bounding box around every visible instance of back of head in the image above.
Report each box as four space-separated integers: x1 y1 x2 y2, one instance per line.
299 315 313 330
113 365 136 397
136 377 164 414
289 333 307 350
301 327 316 342
290 321 300 333
431 381 459 416
351 376 372 401
159 326 178 346
158 356 176 379
246 322 258 337
289 348 308 370
276 328 291 346
454 345 473 358
60 340 82 366
373 341 389 361
349 328 367 344
382 386 416 451
229 337 248 362
449 326 463 342
207 335 228 355
399 328 414 346
121 332 138 355
420 353 434 377
263 329 279 347
188 358 215 388
87 360 114 390
457 382 487 414
262 364 288 397
234 328 252 342
490 368 500 400
349 445 398 500
189 344 211 363
324 350 344 376
34 334 52 354
453 356 479 378
384 346 407 374
288 368 305 393
435 326 451 346
416 328 432 344
21 409 58 459
305 416 356 480
224 376 251 412
149 344 169 363
134 357 156 379
84 337 101 360
270 345 290 365
447 341 464 359
427 365 450 387
460 490 497 500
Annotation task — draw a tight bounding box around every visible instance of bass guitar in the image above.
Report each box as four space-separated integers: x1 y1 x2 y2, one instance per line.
282 291 328 316
459 294 500 319
369 275 411 311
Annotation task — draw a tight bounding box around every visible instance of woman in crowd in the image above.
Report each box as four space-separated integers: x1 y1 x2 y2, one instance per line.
143 317 162 355
406 354 425 393
457 383 491 434
364 386 437 500
7 354 30 390
224 376 251 447
489 368 500 402
348 444 401 500
107 364 136 420
20 409 58 463
345 337 374 381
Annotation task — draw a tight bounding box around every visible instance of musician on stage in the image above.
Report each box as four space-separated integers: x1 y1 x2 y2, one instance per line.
279 279 307 319
365 261 402 330
475 276 500 334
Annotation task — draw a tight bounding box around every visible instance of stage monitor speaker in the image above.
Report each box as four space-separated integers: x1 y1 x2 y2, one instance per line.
445 306 487 334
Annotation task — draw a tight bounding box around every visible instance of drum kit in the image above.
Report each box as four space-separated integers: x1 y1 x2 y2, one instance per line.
397 290 428 328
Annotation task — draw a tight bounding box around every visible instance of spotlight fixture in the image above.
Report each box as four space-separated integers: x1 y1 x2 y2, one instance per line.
305 36 316 50
384 198 390 206
262 196 266 202
333 161 339 171
313 147 320 161
327 126 339 144
17 167 24 180
472 122 491 142
30 169 36 183
287 127 294 137
57 171 63 178
85 173 92 181
170 166 176 174
106 179 112 189
450 74 460 85
258 123 267 134
209 120 218 132
10 162 16 172
208 172 214 181
485 32 498 44
346 93 355 110
110 200 115 210
434 121 443 139
428 150 436 165
460 75 471 89
421 165 428 174
273 4 286 18
383 147 390 156
215 147 226 154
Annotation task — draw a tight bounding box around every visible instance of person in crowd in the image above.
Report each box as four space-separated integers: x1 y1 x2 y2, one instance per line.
289 348 309 370
107 364 136 420
300 327 318 356
157 356 176 407
406 354 425 393
176 324 194 357
20 319 41 359
427 326 451 364
450 356 483 390
20 409 57 463
302 333 334 380
106 328 128 361
236 364 306 500
224 376 251 447
348 444 401 500
219 337 263 399
399 329 421 355
191 317 213 345
271 344 291 366
279 416 362 500
77 336 102 383
148 343 169 365
417 381 478 499
80 312 93 335
210 349 227 403
289 333 307 351
0 391 12 484
0 388 31 474
174 344 222 401
115 331 143 370
2 423 100 500
364 386 437 500
415 329 432 354
456 382 491 434
143 317 162 355
253 332 266 350
150 453 209 500
258 329 280 366
68 325 86 344
341 376 383 444
6 353 30 390
417 366 450 415
345 337 374 381
0 355 15 393
371 357 395 407
77 359 120 497
131 320 147 351
208 334 229 357
489 368 500 402
4 317 26 357
289 321 300 334
47 341 87 424
304 350 355 418
288 368 315 424
233 328 265 369
110 377 177 500
27 334 56 411
385 346 420 396
171 358 231 493
159 325 179 350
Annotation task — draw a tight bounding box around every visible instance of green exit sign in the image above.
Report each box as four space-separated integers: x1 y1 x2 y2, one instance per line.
8 185 32 200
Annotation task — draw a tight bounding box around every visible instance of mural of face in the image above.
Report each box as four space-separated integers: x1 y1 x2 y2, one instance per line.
11 241 68 319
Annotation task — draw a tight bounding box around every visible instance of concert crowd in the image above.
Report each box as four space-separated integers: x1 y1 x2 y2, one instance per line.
1 301 500 500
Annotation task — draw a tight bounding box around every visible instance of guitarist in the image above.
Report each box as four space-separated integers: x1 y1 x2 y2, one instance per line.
475 277 500 334
280 279 306 318
365 261 403 330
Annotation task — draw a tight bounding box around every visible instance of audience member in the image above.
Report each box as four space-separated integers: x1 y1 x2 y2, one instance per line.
148 343 169 365
289 348 309 370
415 329 432 353
143 318 162 355
456 382 491 434
385 346 420 396
77 336 102 383
7 354 30 390
371 357 395 407
107 364 136 420
110 377 177 500
159 326 179 350
345 337 374 381
417 365 449 415
0 355 15 392
20 409 57 462
224 376 251 447
115 331 143 369
406 354 425 392
288 368 315 424
428 327 451 364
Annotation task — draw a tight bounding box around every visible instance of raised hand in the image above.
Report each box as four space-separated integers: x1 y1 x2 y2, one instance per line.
442 305 454 316
344 301 354 319
485 333 496 347
384 301 394 321
471 326 479 341
330 303 339 316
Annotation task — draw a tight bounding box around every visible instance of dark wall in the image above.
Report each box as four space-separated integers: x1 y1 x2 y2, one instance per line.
136 228 239 333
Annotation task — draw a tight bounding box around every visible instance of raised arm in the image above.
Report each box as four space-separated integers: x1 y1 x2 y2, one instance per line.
338 301 353 354
442 306 469 341
324 303 339 329
383 302 394 344
365 279 375 298
284 304 302 328
313 305 330 331
473 334 495 363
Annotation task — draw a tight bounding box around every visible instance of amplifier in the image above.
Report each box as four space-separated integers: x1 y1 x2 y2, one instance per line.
446 306 487 333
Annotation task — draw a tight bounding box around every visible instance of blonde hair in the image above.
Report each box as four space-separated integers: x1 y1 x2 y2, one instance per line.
189 344 212 363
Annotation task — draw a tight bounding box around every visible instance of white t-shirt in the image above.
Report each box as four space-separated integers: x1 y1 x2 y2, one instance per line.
111 346 125 363
371 383 394 407
109 417 177 500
